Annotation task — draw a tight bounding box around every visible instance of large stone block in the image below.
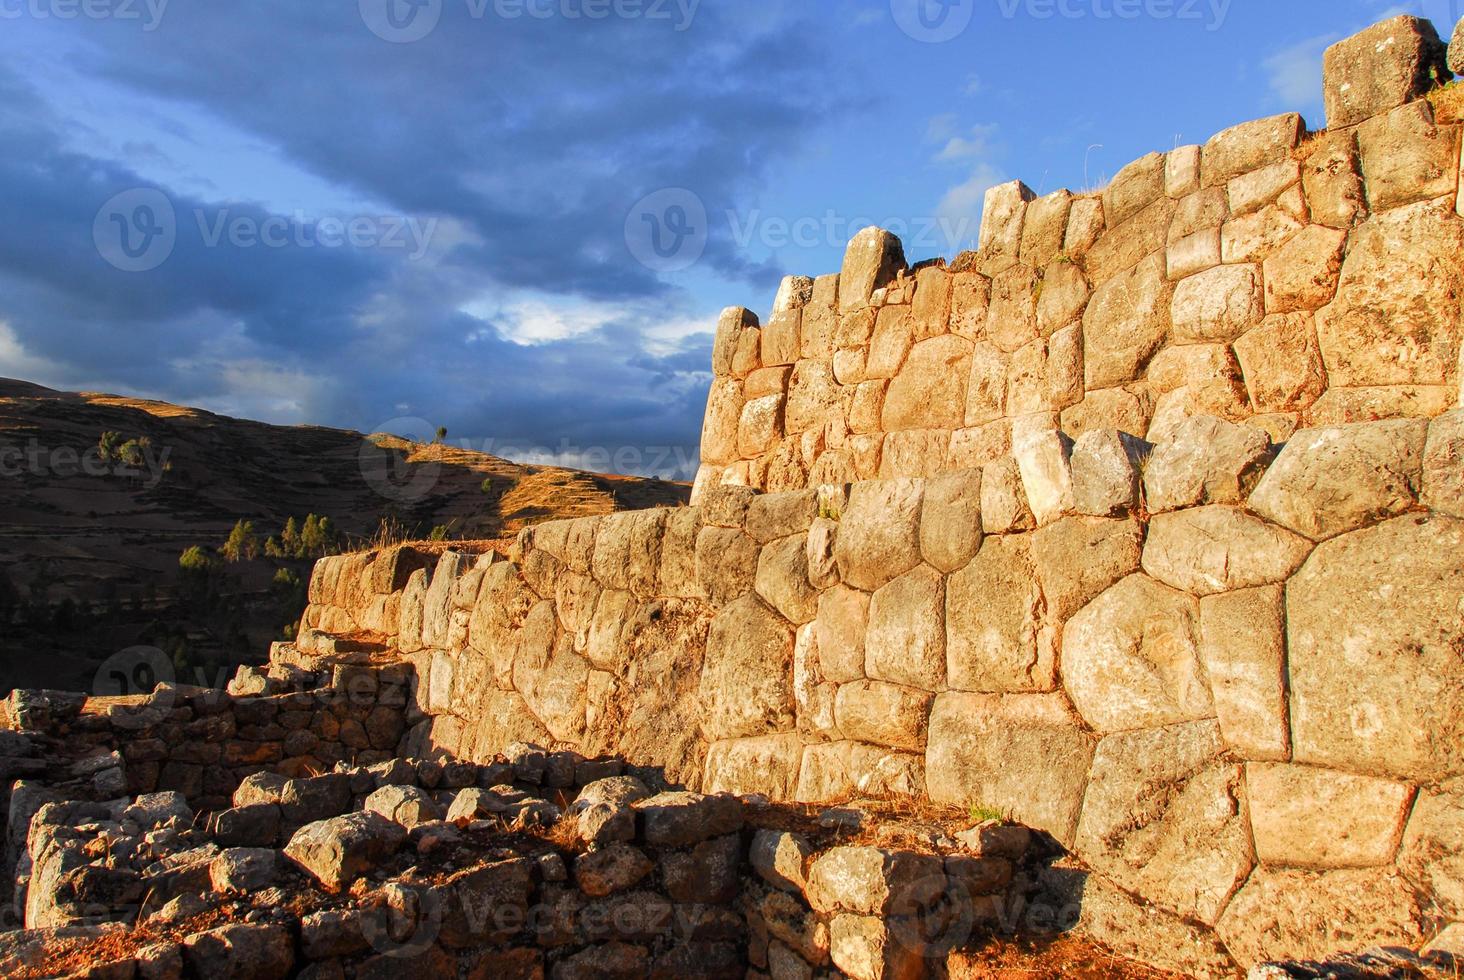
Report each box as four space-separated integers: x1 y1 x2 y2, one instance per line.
815 585 869 685
946 536 1052 693
1075 721 1250 925
796 741 925 803
1322 15 1451 130
1248 419 1427 540
1199 586 1290 761
834 681 933 753
978 180 1035 273
1143 415 1275 513
1358 100 1462 211
1069 430 1146 517
702 734 803 798
1142 506 1312 596
1301 130 1367 230
700 379 744 465
1103 152 1167 228
1246 764 1413 869
1400 780 1464 918
1287 515 1464 781
785 359 840 435
1006 324 1083 416
1022 190 1074 267
865 565 946 692
1233 312 1329 413
699 595 796 741
926 692 1095 847
1216 867 1424 967
756 535 819 625
839 228 905 312
1011 414 1074 526
1062 574 1211 733
1171 264 1264 344
833 479 924 592
1201 113 1304 188
1083 253 1172 388
918 469 982 575
882 335 971 431
695 525 759 603
1314 198 1464 388
1030 516 1143 621
1263 225 1347 314
1424 409 1464 517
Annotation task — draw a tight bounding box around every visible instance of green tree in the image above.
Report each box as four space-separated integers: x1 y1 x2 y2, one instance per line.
264 536 283 558
429 524 451 541
221 519 260 562
300 514 324 557
434 426 448 444
281 516 301 557
178 546 215 574
97 431 121 462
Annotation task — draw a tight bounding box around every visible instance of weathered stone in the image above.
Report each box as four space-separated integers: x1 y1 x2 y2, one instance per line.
738 395 785 458
1216 867 1424 967
751 830 814 894
1263 225 1347 314
1454 16 1464 74
1064 196 1105 257
1069 430 1147 516
700 595 795 741
284 811 407 892
1227 160 1301 217
840 228 905 312
785 359 840 435
1322 15 1451 130
209 848 277 894
946 535 1051 693
574 844 654 898
985 265 1039 353
926 692 1095 847
703 734 803 798
795 741 924 802
1424 410 1464 517
364 784 441 829
814 585 868 685
909 265 952 339
978 180 1034 273
1359 100 1462 212
700 379 744 465
1247 764 1412 869
695 525 759 603
1400 780 1464 918
806 846 945 916
1011 415 1074 526
878 428 948 480
964 341 1008 426
833 681 933 752
1249 419 1427 540
1315 198 1464 388
828 915 925 980
662 833 742 904
805 515 838 590
1144 415 1275 513
1075 722 1250 925
756 535 818 625
1202 113 1304 187
1167 227 1220 280
1302 130 1367 230
713 307 759 376
634 792 744 848
1233 312 1329 412
1061 385 1156 442
1199 586 1290 761
1104 152 1167 228
1021 190 1074 267
865 565 945 692
183 924 293 980
1062 574 1210 734
865 305 913 380
1083 253 1172 389
1142 506 1312 596
1007 325 1083 416
918 469 982 574
213 804 281 849
1221 205 1305 264
833 479 923 592
882 336 970 431
1031 516 1144 622
1171 264 1264 344
1288 515 1464 781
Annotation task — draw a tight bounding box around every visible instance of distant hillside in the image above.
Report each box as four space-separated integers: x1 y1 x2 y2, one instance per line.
0 378 690 693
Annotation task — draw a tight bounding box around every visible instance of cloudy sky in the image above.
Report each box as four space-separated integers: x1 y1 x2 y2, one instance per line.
0 0 1448 478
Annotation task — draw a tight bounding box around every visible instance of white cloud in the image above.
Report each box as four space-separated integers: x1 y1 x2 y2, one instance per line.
935 123 1001 164
936 163 1006 241
0 322 65 386
1263 32 1340 110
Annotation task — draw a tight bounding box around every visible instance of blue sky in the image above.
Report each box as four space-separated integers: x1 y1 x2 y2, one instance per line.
0 0 1451 478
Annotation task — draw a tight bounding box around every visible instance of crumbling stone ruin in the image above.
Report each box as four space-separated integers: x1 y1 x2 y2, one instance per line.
3 12 1464 980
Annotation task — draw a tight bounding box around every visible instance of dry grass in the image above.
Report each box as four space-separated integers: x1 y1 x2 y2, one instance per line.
1428 81 1464 124
948 934 1190 980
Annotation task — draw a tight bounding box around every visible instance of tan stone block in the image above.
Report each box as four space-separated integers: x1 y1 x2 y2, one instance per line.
815 585 869 685
947 420 1010 471
985 265 1040 353
745 365 792 401
1302 130 1367 230
1323 14 1451 130
1060 385 1155 441
1143 506 1312 596
1062 573 1210 733
864 304 913 380
847 380 885 435
1247 764 1413 869
876 429 947 479
979 457 1034 534
865 564 945 692
1070 429 1147 516
1031 516 1143 621
1143 415 1274 512
882 335 971 431
1035 259 1090 334
1146 343 1245 395
1007 326 1084 416
832 479 924 591
784 359 840 435
755 535 818 626
1227 160 1302 217
1221 205 1305 263
836 307 877 348
1166 144 1202 198
1084 196 1174 282
1171 263 1263 343
713 306 759 376
1105 151 1167 227
1400 781 1464 919
1263 225 1347 313
1166 227 1220 280
702 734 803 798
839 227 905 312
978 180 1034 273
1199 585 1290 761
700 594 795 740
1021 189 1074 267
1358 101 1462 211
1424 409 1464 517
732 323 762 378
695 525 759 603
946 535 1051 693
964 340 1009 426
834 681 933 752
738 395 786 461
1169 185 1229 243
926 692 1096 846
908 265 952 340
1083 253 1172 388
800 305 837 362
761 310 801 368
1234 313 1329 412
700 382 744 466
1202 113 1305 188
849 432 885 480
919 469 983 575
949 272 992 341
1288 515 1464 781
1064 195 1105 257
1306 385 1456 425
831 347 867 386
1011 414 1075 526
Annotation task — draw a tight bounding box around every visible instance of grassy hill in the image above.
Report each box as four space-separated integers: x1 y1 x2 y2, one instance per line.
0 378 690 693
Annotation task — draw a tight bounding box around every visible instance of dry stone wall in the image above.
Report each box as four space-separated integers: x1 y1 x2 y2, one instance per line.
692 14 1464 500
298 406 1464 972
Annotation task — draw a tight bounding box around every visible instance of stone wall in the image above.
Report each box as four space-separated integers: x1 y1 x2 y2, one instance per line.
294 404 1464 971
691 14 1464 500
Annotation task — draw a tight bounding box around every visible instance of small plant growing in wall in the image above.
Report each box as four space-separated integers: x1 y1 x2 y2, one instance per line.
969 803 1008 825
